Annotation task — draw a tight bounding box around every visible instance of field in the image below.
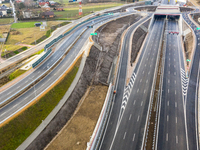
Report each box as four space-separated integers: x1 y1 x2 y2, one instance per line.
0 25 10 38
54 3 122 19
0 18 14 25
11 22 42 29
0 57 80 150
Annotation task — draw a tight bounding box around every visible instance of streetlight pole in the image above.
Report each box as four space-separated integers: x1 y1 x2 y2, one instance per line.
30 77 37 98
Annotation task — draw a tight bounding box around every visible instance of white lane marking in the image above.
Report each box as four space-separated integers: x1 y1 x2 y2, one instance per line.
132 134 136 141
123 132 127 139
176 117 177 124
141 101 143 106
168 89 169 93
175 80 176 84
137 116 140 122
13 104 17 108
48 78 51 81
148 71 150 75
7 92 11 95
24 96 28 100
54 73 56 76
168 101 169 106
144 90 146 94
25 80 28 83
168 71 170 74
133 100 136 105
175 102 177 108
145 64 146 67
146 80 148 83
174 59 175 61
43 67 45 69
137 89 139 93
167 115 169 122
168 79 170 83
142 71 144 74
175 90 176 95
140 79 142 82
174 65 176 68
176 136 178 143
169 58 170 61
150 64 152 67
169 64 170 67
41 84 44 87
0 112 6 116
38 71 40 74
32 76 35 78
129 114 132 120
17 86 20 89
166 133 168 141
174 72 176 75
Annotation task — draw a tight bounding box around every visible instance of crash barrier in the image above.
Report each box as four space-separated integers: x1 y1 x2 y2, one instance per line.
32 49 52 68
44 14 108 51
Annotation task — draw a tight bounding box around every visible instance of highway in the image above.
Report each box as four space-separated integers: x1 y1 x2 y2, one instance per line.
0 13 147 126
0 14 116 107
156 19 187 150
99 17 164 150
182 12 200 150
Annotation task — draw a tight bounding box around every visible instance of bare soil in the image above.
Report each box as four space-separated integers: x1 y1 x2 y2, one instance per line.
45 85 108 150
182 20 193 66
26 14 143 150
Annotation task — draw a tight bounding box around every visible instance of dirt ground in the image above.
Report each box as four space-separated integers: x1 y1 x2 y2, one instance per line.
182 20 193 66
45 85 108 150
26 14 143 150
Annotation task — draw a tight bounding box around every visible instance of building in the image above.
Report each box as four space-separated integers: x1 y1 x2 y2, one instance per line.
22 9 39 18
41 11 54 18
42 3 50 11
0 8 7 16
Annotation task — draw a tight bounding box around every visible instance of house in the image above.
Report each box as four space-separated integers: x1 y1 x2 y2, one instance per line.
39 2 49 6
0 8 7 16
42 3 50 11
22 10 39 18
41 11 54 18
55 7 63 11
1 4 7 9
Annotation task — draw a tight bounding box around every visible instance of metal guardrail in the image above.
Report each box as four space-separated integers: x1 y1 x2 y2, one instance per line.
32 49 52 68
44 14 108 51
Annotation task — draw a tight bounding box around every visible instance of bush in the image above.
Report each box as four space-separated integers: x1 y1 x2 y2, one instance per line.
21 46 28 50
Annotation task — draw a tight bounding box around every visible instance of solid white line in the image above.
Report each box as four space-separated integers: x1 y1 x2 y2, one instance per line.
132 133 135 141
141 101 143 106
176 136 178 143
123 132 126 139
129 114 132 120
166 133 168 141
137 116 140 122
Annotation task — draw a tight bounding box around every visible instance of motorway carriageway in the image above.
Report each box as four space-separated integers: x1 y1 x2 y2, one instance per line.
156 19 188 150
0 12 147 126
100 17 164 150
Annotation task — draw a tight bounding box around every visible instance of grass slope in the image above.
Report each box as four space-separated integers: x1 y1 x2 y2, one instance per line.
0 58 81 150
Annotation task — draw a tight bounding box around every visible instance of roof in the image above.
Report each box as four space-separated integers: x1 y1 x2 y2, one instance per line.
41 11 54 16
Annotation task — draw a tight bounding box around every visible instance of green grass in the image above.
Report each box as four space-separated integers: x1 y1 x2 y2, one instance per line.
11 22 42 29
9 69 26 80
54 3 122 19
0 58 81 150
0 18 14 25
33 48 44 55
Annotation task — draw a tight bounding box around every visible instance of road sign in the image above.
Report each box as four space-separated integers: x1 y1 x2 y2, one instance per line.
187 59 191 62
197 27 200 30
90 33 97 35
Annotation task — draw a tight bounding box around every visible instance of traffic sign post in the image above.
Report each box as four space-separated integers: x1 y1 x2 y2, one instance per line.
197 27 200 30
187 59 191 62
90 33 97 35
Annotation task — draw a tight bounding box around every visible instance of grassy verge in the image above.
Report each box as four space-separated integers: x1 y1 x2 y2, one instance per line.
11 22 42 29
8 69 27 80
0 18 14 25
0 57 81 150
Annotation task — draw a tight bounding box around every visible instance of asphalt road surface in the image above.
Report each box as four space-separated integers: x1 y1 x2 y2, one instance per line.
182 13 200 150
99 18 164 150
156 19 187 150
